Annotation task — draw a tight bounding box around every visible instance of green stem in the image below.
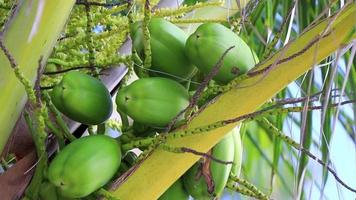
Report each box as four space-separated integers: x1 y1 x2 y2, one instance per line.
262 0 296 59
1 158 9 170
226 180 261 199
257 117 301 150
83 0 99 77
103 4 128 16
229 175 269 200
96 188 120 200
0 39 36 104
170 102 356 140
199 74 249 104
131 50 146 78
121 137 156 152
45 119 65 149
41 103 65 149
117 110 129 132
170 18 226 24
47 55 130 69
154 1 223 17
23 111 48 200
257 117 356 193
142 0 152 72
42 91 76 142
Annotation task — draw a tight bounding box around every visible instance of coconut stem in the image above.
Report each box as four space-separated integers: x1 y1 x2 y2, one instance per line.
229 176 269 200
42 91 76 142
226 179 265 200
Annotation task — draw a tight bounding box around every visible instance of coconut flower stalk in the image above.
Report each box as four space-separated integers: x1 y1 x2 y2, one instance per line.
0 0 76 153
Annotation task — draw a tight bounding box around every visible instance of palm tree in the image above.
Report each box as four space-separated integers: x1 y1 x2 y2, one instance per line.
0 0 355 199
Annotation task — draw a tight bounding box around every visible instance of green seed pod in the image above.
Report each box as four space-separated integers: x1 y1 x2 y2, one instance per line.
131 17 196 80
231 126 243 177
182 132 235 199
116 77 189 127
185 23 259 84
159 179 189 200
51 71 113 125
48 135 121 198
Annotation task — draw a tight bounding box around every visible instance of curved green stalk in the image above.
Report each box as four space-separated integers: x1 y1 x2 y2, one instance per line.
0 0 76 153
